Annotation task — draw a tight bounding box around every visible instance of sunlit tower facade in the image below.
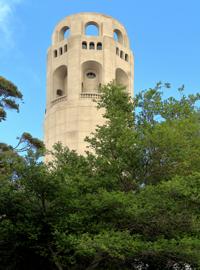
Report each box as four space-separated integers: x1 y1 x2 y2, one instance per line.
44 12 134 155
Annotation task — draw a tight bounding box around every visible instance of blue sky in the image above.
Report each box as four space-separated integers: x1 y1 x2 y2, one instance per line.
0 0 200 147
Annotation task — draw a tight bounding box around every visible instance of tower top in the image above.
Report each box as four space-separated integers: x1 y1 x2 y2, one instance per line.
52 12 130 48
45 12 134 156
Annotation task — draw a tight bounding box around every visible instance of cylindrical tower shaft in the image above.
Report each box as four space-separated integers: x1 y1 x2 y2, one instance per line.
44 12 134 155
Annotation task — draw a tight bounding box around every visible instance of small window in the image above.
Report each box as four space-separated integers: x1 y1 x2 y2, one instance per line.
59 47 63 55
89 42 95 50
86 72 96 79
56 89 63 96
120 50 124 59
97 42 102 50
54 50 58 58
116 47 119 55
64 44 67 53
125 53 129 62
82 41 87 49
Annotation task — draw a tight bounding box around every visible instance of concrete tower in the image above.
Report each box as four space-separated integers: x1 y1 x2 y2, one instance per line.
44 12 134 155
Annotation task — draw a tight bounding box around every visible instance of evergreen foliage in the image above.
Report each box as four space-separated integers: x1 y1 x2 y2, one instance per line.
0 82 200 269
0 76 23 122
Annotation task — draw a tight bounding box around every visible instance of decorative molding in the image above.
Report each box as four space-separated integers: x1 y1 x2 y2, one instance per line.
80 92 102 99
51 95 67 106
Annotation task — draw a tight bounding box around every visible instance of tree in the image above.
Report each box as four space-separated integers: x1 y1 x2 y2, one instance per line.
0 75 44 180
0 76 23 122
0 77 46 269
0 83 200 270
87 83 200 186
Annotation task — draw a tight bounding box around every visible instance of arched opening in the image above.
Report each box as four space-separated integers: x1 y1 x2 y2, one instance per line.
113 29 123 44
53 65 68 99
82 61 102 93
59 26 70 41
125 53 129 62
82 41 87 49
85 22 99 36
120 50 124 59
89 42 95 50
114 32 118 41
115 68 128 89
59 47 63 55
97 42 102 50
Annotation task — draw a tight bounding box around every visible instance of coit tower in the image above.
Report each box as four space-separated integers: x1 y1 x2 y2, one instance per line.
44 12 134 155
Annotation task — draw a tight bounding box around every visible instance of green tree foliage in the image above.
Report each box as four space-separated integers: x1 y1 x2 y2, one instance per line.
0 75 44 179
0 76 23 121
0 132 45 180
0 83 200 270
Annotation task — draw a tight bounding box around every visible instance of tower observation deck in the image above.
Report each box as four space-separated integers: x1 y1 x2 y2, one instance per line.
44 12 134 155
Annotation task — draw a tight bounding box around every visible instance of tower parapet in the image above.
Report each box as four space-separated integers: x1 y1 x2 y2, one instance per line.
44 12 134 155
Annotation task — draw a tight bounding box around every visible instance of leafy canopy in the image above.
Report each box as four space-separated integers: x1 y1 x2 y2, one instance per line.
0 82 200 270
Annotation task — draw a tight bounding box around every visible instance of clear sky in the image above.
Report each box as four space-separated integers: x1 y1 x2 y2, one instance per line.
0 0 200 147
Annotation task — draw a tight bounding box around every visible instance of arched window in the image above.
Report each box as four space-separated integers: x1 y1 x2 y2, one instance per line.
59 26 70 41
125 53 129 62
54 50 58 58
114 32 118 41
89 42 95 50
53 65 68 99
113 29 123 44
85 22 99 36
64 44 67 53
82 41 87 49
97 42 102 50
59 47 63 55
116 47 119 55
120 50 124 59
82 61 102 93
